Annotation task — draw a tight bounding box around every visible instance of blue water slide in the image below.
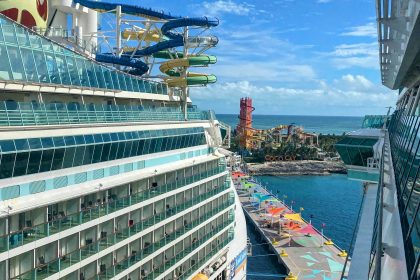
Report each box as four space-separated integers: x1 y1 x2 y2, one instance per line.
73 0 219 76
161 17 219 39
95 54 148 76
128 17 219 57
73 0 179 20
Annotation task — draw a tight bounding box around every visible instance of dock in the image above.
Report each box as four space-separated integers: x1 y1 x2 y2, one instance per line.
233 172 349 279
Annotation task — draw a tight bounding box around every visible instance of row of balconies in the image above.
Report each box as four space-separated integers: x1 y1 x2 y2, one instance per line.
4 190 234 279
0 159 225 253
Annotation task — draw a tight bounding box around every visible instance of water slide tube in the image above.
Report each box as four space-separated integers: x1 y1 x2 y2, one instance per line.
73 0 219 86
72 0 178 20
122 30 161 42
156 52 217 87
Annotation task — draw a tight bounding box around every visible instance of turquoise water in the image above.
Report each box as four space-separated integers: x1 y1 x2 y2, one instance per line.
246 174 363 279
217 114 363 135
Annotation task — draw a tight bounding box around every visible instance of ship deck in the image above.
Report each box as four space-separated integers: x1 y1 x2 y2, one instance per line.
234 175 350 279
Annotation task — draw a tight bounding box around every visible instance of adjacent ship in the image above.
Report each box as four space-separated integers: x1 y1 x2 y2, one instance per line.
335 0 420 279
0 1 247 280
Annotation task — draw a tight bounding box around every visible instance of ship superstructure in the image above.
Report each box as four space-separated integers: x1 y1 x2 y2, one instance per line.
0 1 247 279
335 1 420 279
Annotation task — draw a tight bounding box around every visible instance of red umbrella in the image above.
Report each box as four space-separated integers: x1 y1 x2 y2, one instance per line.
297 224 317 235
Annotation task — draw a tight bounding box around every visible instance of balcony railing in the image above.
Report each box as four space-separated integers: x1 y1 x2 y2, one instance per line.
12 199 234 280
362 115 389 129
101 208 234 279
0 102 214 127
142 220 234 280
178 230 234 280
0 166 228 253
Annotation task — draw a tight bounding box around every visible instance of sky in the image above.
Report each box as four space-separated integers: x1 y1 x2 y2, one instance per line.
111 0 398 116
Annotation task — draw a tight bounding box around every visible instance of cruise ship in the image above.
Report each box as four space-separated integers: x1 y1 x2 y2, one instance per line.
335 0 420 279
0 1 247 279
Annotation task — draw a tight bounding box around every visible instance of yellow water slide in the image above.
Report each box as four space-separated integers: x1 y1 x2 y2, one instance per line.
157 52 217 87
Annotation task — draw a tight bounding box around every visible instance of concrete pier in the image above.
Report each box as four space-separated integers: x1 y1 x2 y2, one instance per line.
234 175 350 279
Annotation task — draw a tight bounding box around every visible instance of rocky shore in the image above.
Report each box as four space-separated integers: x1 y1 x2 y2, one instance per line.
247 160 347 176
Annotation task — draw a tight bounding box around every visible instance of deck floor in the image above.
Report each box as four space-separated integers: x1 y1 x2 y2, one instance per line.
235 178 349 280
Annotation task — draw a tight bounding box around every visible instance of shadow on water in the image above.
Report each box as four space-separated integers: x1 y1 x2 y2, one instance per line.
246 222 287 280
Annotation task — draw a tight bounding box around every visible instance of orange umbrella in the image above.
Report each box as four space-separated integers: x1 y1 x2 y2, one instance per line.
283 221 301 231
268 207 286 216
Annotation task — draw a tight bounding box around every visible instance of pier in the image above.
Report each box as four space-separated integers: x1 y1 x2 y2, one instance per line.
233 172 349 279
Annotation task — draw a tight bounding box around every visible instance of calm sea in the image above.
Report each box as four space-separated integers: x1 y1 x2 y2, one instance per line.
217 114 363 135
246 174 363 279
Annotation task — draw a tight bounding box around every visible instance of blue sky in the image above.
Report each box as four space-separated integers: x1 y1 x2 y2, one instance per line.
112 0 398 116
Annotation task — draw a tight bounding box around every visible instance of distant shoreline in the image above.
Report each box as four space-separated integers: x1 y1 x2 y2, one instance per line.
247 160 347 176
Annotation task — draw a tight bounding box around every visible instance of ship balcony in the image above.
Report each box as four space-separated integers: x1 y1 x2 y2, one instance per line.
335 129 384 183
94 210 234 280
8 199 234 280
0 163 227 254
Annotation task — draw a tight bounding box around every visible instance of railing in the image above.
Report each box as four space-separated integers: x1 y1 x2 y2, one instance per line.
371 134 386 279
339 133 386 279
177 229 234 280
362 115 390 129
0 102 215 126
0 165 228 253
218 121 231 148
367 157 380 169
12 198 234 280
142 220 235 280
103 208 234 280
34 27 100 54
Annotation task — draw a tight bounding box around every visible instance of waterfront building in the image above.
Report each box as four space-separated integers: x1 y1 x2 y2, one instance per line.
335 0 420 279
0 0 247 279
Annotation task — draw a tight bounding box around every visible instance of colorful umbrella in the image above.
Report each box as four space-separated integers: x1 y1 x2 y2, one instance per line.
297 224 317 235
283 213 305 223
268 207 286 216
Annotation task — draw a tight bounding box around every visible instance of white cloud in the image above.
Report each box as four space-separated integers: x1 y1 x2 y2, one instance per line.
201 0 254 16
334 74 375 91
341 22 377 38
329 42 379 69
332 43 377 57
190 76 396 116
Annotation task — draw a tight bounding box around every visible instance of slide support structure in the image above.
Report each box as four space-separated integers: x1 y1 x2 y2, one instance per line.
72 0 218 120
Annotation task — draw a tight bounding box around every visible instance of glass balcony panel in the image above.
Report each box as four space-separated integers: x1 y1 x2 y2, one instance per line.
75 58 90 87
103 69 113 89
117 73 127 91
2 24 17 44
20 48 39 83
59 250 81 270
7 46 26 81
32 50 50 83
80 242 99 260
94 64 106 89
0 45 12 80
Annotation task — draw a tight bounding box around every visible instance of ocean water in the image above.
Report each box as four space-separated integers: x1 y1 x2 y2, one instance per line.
217 114 363 135
246 174 363 279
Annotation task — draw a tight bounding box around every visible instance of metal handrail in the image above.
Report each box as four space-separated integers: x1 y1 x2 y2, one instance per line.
373 133 386 279
0 101 215 126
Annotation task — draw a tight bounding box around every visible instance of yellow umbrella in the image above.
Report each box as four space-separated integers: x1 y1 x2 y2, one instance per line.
192 274 208 280
283 213 305 224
